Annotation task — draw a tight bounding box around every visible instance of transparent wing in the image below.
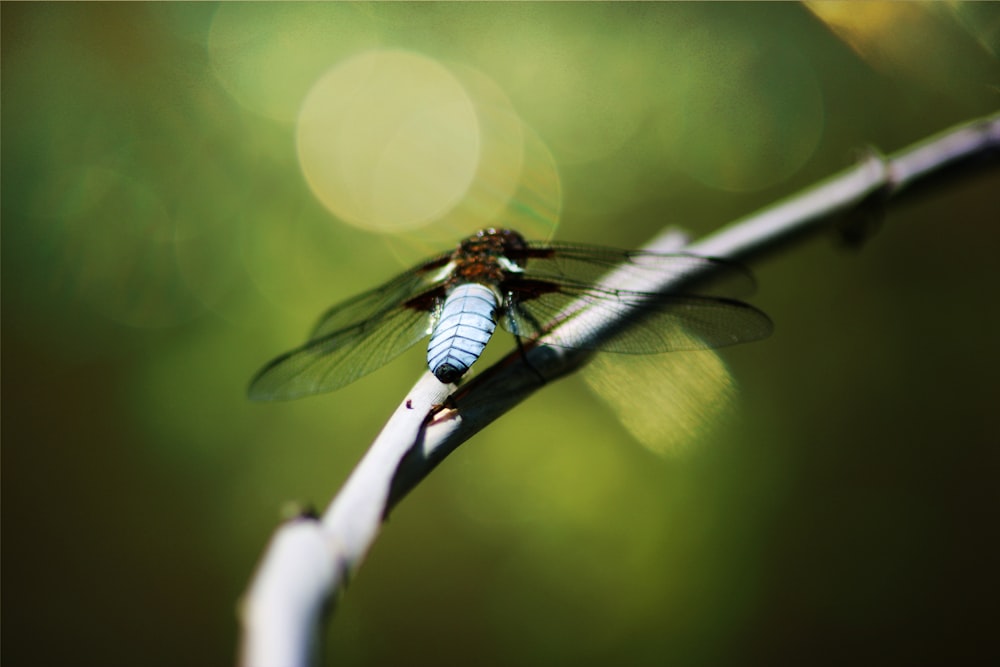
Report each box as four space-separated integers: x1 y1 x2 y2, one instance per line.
504 285 772 353
249 305 433 400
514 243 758 298
309 252 450 338
499 248 772 352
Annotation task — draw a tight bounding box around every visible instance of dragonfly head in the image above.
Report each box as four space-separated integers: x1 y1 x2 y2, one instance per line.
474 228 527 247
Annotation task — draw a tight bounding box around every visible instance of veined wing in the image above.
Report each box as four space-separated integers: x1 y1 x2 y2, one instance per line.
309 251 451 338
248 302 435 400
499 249 772 353
514 242 758 298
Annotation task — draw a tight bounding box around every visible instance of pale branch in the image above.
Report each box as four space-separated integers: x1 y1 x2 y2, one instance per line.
238 112 999 667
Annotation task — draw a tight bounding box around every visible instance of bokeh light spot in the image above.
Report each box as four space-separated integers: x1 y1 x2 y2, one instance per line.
379 69 563 265
297 50 481 232
656 37 824 192
500 123 562 241
467 8 649 166
805 2 999 96
582 347 736 457
208 3 381 123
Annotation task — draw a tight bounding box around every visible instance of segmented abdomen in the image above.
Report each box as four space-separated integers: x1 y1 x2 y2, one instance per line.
427 282 498 384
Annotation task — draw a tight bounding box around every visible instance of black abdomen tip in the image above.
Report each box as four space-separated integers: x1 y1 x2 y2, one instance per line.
434 363 464 384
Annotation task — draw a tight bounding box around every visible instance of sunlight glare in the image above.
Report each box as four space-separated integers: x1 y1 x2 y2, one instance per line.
582 346 736 457
297 50 481 232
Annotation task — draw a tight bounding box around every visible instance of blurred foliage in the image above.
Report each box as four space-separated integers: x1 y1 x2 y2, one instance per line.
3 3 999 667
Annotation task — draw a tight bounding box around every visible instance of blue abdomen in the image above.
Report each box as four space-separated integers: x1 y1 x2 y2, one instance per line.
427 283 498 384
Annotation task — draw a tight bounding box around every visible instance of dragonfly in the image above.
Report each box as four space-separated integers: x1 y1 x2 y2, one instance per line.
248 228 772 400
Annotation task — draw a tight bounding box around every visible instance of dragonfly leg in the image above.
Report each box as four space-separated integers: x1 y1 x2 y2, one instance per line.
515 334 548 386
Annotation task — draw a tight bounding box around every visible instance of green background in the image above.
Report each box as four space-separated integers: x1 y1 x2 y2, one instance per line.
3 3 998 666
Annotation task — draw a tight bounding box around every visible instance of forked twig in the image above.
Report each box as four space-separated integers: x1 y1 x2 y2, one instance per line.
238 113 999 667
